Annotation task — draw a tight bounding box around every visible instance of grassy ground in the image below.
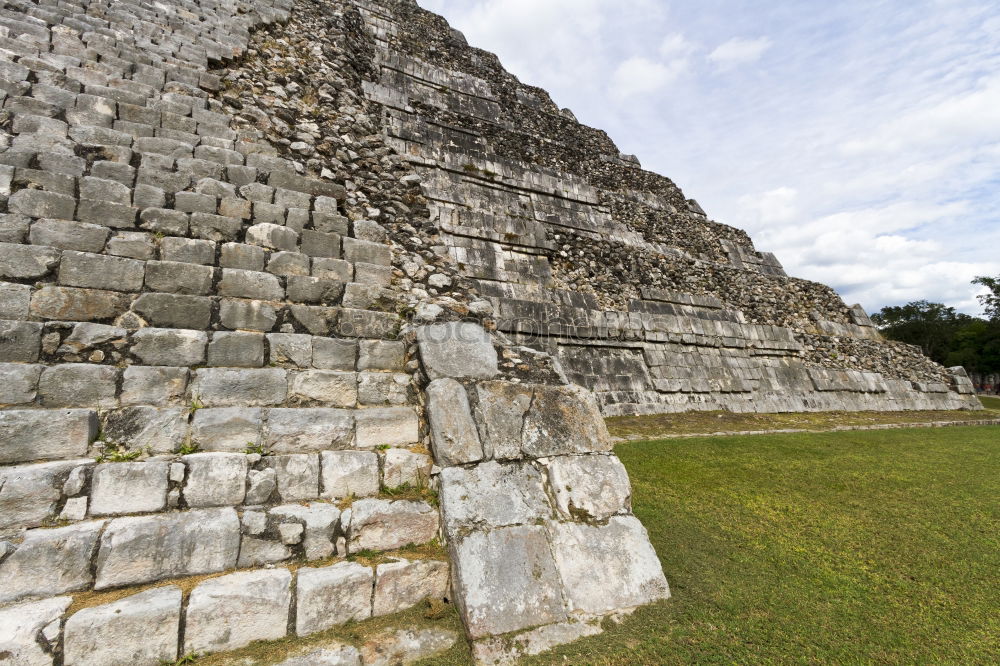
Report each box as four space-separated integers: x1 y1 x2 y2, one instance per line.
420 425 1000 665
607 399 1000 439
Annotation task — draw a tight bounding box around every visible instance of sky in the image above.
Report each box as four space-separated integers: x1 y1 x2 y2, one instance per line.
416 0 1000 316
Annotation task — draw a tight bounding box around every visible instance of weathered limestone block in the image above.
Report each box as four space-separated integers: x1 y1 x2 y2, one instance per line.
0 409 97 464
262 454 321 501
417 322 498 380
450 526 568 638
182 452 249 507
347 499 439 552
320 450 380 499
237 536 293 568
472 620 603 665
276 646 362 666
0 521 104 603
38 363 118 407
184 569 292 654
472 381 533 460
355 407 419 448
547 516 670 615
191 407 263 452
0 242 60 279
100 407 188 453
94 508 240 589
120 366 189 406
546 454 632 521
270 502 341 560
358 339 406 371
0 459 91 529
89 462 169 516
63 586 181 666
0 362 42 404
313 336 357 369
373 558 450 617
381 448 432 489
289 370 358 406
360 628 459 666
208 331 266 367
296 561 374 636
0 320 41 362
426 378 484 466
265 408 354 452
268 332 314 367
245 467 278 504
0 596 72 666
131 328 207 366
439 461 552 532
31 286 129 321
191 368 288 406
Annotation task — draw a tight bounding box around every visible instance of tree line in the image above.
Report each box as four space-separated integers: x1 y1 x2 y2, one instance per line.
871 276 1000 388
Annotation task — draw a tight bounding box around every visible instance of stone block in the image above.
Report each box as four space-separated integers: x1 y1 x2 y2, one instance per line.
144 260 214 295
190 368 287 406
312 257 353 281
265 408 354 453
301 230 341 258
289 304 338 335
355 407 420 448
0 319 41 361
220 242 266 270
342 282 384 309
76 199 138 229
0 214 28 243
121 366 188 405
58 251 144 292
337 309 400 339
133 293 213 329
358 340 406 371
313 337 357 370
63 586 181 666
30 286 129 322
0 597 73 666
473 382 535 460
208 331 265 367
90 462 169 516
190 212 242 241
184 569 292 655
426 378 484 466
100 407 188 454
29 219 109 252
547 516 670 615
57 323 127 354
0 521 104 603
246 222 299 251
417 322 498 381
219 298 278 331
218 268 284 300
0 242 60 279
440 461 551 532
175 190 216 214
262 454 321 501
343 237 391 266
296 561 373 636
289 370 358 406
354 262 393 288
0 459 91 529
94 508 240 588
373 558 450 617
287 275 344 304
245 467 278 504
182 453 249 507
347 499 438 552
106 232 156 260
276 646 362 666
0 409 97 464
38 364 118 407
547 454 631 521
268 333 313 368
8 188 76 219
0 361 41 404
358 372 411 406
268 251 311 277
471 621 602 665
159 236 214 264
237 536 292 568
131 328 208 366
0 282 32 319
522 384 612 457
381 448 432 489
191 408 263 452
320 450 380 500
270 502 341 560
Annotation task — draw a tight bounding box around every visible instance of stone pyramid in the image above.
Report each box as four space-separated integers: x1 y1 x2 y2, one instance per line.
0 0 976 665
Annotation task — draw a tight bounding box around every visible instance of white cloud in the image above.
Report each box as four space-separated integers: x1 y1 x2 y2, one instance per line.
610 56 686 99
707 36 773 69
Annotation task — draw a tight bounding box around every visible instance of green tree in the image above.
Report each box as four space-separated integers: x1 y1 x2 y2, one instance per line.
972 275 1000 321
870 301 973 364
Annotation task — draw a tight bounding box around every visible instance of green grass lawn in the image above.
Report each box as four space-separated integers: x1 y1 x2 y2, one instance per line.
980 395 1000 410
422 426 1000 665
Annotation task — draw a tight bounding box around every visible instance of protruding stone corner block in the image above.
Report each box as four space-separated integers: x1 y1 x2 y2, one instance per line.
416 321 499 381
184 568 292 655
546 454 632 521
547 516 670 616
0 595 72 666
426 377 484 466
450 525 568 640
64 586 182 666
